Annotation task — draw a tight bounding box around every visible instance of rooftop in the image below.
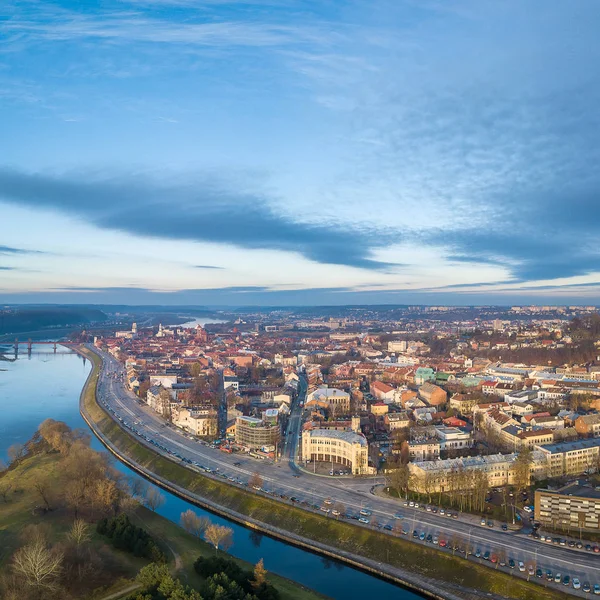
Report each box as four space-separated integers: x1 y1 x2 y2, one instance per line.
305 428 367 446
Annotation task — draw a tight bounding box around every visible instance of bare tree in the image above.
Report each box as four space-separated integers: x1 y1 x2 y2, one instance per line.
94 479 121 516
33 475 53 511
12 539 63 590
249 472 264 490
0 481 13 503
67 519 91 548
204 524 233 554
7 443 25 466
128 476 149 499
144 487 165 512
64 480 87 517
180 509 210 537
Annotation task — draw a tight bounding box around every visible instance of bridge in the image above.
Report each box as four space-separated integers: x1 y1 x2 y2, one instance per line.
4 340 78 356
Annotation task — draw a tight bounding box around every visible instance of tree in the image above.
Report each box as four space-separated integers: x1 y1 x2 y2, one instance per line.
252 558 268 589
7 443 25 466
249 472 264 490
180 510 209 538
204 524 233 554
94 478 121 516
388 463 411 499
12 539 63 590
144 487 165 512
513 447 532 493
67 519 91 548
38 419 73 454
33 475 53 511
0 481 13 503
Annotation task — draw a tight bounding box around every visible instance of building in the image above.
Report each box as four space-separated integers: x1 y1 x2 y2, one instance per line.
306 386 350 413
388 340 408 353
173 406 218 438
536 438 600 478
418 382 447 407
408 439 440 461
574 414 600 438
516 428 554 450
370 380 396 402
535 482 600 532
415 367 435 385
385 412 411 431
234 416 280 451
409 451 547 493
371 402 389 416
449 393 477 415
301 429 371 475
435 426 473 452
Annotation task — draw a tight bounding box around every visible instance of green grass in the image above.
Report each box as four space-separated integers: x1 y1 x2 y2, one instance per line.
80 347 572 600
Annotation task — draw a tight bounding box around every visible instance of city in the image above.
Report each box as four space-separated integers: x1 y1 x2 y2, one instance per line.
85 307 600 595
3 0 600 599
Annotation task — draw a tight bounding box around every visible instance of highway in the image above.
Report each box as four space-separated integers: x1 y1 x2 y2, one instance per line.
91 345 600 597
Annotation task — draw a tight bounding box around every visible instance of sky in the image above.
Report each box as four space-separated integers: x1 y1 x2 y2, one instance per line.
1 0 600 306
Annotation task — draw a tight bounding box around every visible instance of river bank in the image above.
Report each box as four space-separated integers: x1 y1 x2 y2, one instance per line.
79 345 568 600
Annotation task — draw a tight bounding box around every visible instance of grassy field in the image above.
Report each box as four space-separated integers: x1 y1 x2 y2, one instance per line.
80 347 572 600
0 450 326 600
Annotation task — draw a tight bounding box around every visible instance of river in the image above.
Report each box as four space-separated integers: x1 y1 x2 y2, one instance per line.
0 346 421 600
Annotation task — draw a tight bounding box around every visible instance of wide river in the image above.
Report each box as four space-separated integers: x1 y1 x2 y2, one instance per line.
0 345 422 600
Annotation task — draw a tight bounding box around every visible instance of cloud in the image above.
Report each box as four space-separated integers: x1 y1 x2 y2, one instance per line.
0 245 43 255
194 264 224 270
0 167 397 271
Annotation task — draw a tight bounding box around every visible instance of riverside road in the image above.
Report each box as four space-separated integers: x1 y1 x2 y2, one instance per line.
90 345 600 597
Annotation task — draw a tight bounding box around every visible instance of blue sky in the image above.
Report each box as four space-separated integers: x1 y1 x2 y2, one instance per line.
1 0 600 305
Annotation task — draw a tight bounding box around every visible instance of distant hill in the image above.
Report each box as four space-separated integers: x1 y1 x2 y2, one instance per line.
0 306 107 335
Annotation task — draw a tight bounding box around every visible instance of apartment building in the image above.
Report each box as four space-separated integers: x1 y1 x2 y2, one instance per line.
535 482 600 532
536 438 600 478
574 414 600 438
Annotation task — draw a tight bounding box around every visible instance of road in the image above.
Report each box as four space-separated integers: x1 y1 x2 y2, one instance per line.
91 345 600 597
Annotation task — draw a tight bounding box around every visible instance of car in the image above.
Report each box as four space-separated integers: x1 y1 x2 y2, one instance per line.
414 502 420 509
475 549 481 558
594 546 600 553
426 534 433 543
394 512 404 519
573 579 582 590
487 520 494 528
568 540 576 548
545 570 553 581
359 517 370 524
480 518 486 526
401 528 409 535
331 510 340 516
528 565 535 576
555 573 562 583
440 508 446 515
583 582 591 593
403 500 409 506
577 541 583 549
501 523 508 531
433 536 439 545
360 509 371 516
593 583 600 595
419 532 426 541
439 539 447 548
523 506 532 513
518 561 525 572
324 498 333 505
384 524 393 531
563 575 571 587
426 505 432 512
412 530 419 538
483 551 490 561
491 554 497 564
